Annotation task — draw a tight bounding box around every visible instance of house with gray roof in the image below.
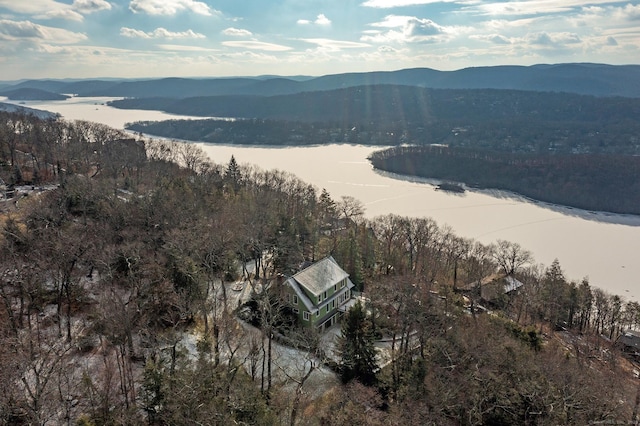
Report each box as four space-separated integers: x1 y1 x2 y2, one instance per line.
617 329 640 357
458 273 525 308
283 256 355 330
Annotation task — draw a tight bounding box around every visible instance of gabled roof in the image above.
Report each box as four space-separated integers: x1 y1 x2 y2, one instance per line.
504 276 524 293
619 330 640 350
290 256 349 296
460 274 524 294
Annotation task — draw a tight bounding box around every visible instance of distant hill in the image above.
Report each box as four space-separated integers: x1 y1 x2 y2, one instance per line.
3 63 640 98
8 79 134 96
111 85 433 122
110 85 640 123
0 88 70 101
0 102 59 119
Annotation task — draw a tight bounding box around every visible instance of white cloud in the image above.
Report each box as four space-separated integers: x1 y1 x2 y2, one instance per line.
222 40 293 51
481 17 543 31
120 27 205 39
469 0 625 17
315 14 332 26
128 0 215 16
157 44 218 52
529 31 581 46
0 20 44 40
300 38 371 51
360 30 403 43
220 50 278 61
72 0 112 14
470 33 511 44
406 17 445 36
297 14 332 26
622 4 640 21
362 0 455 7
0 19 87 44
222 27 253 37
0 0 83 21
37 9 85 21
364 15 449 43
371 15 445 35
119 27 148 38
0 0 111 21
370 15 416 29
573 4 640 37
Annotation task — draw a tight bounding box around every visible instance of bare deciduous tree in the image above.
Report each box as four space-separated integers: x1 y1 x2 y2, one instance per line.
491 239 532 276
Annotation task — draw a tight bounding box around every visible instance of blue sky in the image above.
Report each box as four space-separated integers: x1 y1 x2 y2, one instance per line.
1 0 639 79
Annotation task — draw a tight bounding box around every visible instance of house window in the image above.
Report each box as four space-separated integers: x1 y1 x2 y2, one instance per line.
340 280 345 288
323 291 327 300
303 311 310 321
292 294 298 305
318 293 322 303
331 300 336 310
334 284 337 291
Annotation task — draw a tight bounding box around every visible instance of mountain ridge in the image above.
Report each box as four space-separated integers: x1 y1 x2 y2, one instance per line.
0 88 70 101
4 63 639 98
110 84 640 123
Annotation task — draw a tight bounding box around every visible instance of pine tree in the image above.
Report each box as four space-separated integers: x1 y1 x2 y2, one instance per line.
338 300 378 385
224 155 241 190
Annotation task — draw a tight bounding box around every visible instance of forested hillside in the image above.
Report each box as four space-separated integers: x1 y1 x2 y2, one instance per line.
123 86 640 154
369 146 640 215
1 111 640 424
114 85 640 124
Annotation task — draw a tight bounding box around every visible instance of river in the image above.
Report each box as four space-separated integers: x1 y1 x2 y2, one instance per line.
5 96 640 301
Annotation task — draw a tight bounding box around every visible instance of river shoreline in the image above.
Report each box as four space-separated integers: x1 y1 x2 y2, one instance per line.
4 96 640 301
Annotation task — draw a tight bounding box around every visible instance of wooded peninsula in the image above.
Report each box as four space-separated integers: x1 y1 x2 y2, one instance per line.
369 145 640 215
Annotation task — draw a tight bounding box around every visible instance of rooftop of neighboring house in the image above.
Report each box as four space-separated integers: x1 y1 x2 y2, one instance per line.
459 273 524 294
618 330 640 349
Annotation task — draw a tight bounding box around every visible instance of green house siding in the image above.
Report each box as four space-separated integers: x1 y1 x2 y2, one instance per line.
283 257 354 330
292 286 352 329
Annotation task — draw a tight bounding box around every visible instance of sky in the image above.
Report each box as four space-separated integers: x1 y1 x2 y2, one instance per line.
0 0 639 80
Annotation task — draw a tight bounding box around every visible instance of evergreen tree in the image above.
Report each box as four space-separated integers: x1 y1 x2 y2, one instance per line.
338 300 378 385
225 155 240 182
